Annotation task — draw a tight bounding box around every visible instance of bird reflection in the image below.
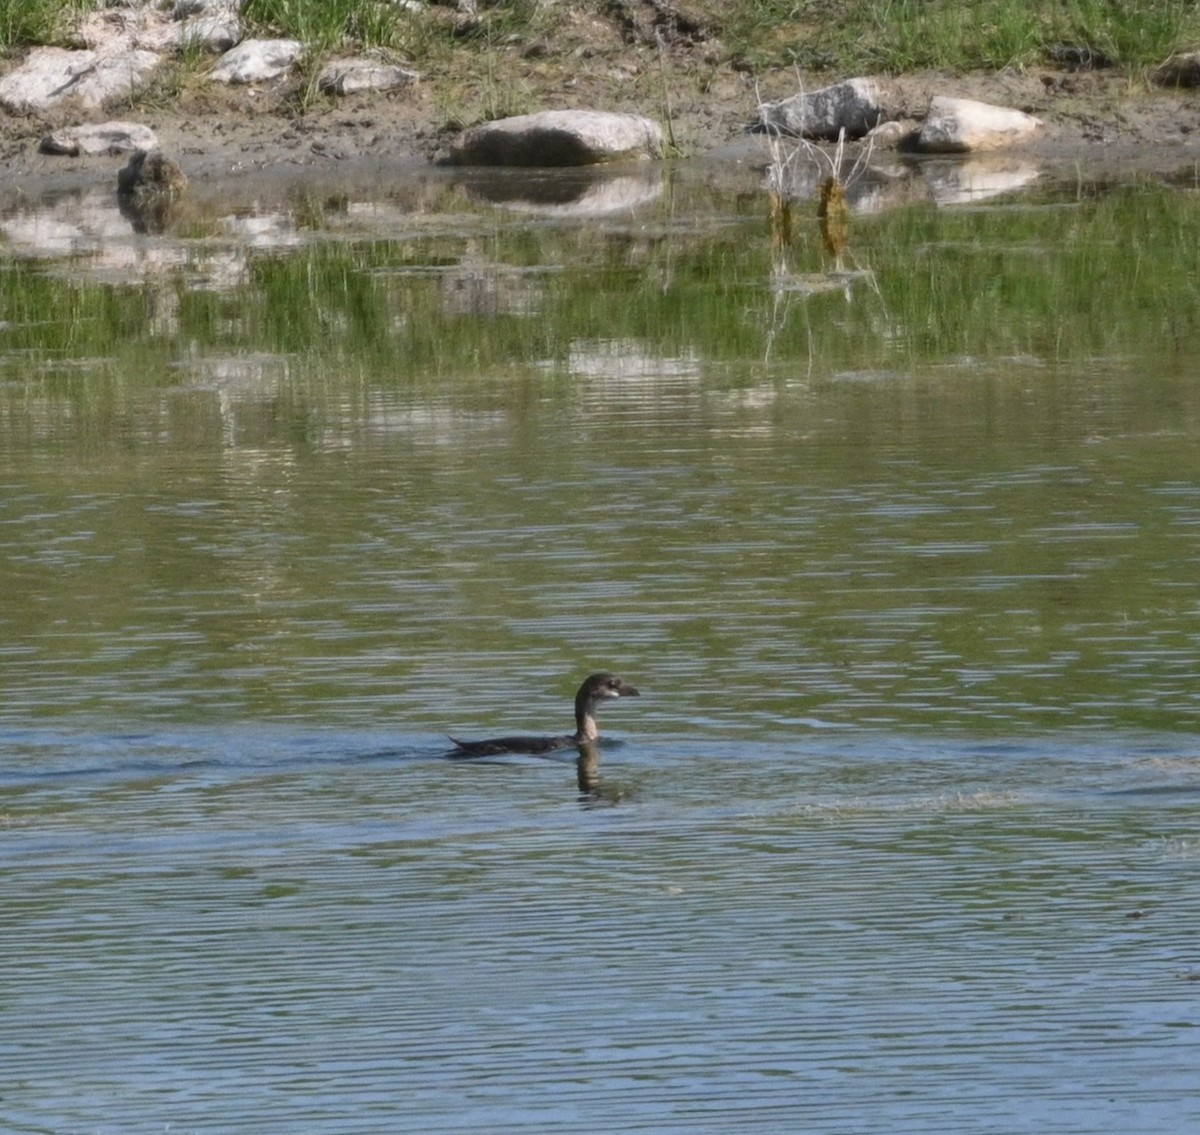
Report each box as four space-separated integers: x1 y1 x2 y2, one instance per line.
444 738 625 806
576 740 602 794
575 740 624 806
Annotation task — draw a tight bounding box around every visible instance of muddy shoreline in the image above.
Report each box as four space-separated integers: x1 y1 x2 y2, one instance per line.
3 61 1200 205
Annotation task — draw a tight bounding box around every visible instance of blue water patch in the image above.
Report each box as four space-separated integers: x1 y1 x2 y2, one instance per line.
3 725 1199 1132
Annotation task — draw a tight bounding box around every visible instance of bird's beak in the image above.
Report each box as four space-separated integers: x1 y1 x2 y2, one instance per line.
618 682 640 698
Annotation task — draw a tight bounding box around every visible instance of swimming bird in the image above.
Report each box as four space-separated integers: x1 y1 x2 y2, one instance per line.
448 672 640 757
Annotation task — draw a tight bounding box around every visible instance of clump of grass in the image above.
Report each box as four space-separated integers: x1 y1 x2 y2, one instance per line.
241 0 412 53
241 0 553 61
1050 0 1195 68
725 0 1200 74
1 0 94 50
860 1 1044 71
768 125 872 269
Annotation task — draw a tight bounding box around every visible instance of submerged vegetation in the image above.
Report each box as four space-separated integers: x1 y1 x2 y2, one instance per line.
2 0 1199 74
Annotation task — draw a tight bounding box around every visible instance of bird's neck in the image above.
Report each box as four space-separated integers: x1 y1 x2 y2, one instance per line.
574 698 600 741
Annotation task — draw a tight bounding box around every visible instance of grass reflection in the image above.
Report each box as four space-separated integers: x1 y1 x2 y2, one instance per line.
2 180 1197 404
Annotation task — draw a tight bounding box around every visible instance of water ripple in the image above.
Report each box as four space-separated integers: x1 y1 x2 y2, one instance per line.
3 730 1199 1132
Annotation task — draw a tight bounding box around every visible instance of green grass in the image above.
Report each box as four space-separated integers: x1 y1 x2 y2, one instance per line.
724 0 1200 72
2 0 1198 74
1 0 93 49
240 0 551 62
241 0 413 52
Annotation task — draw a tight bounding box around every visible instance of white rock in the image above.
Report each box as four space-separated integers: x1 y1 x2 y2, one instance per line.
176 13 241 53
210 38 302 84
917 96 1043 153
0 48 94 112
40 121 160 156
0 46 160 111
754 78 885 141
444 110 664 167
76 50 162 109
317 59 419 95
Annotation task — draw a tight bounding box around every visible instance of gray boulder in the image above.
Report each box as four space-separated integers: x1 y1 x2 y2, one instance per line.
753 78 885 140
442 110 664 167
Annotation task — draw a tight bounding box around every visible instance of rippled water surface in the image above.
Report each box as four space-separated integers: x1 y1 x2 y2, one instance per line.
3 160 1200 1132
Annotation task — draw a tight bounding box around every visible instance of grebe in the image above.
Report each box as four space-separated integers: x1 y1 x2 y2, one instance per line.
448 672 640 757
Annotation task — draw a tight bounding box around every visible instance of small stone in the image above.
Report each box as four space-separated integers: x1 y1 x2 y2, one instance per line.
862 120 909 148
317 59 419 96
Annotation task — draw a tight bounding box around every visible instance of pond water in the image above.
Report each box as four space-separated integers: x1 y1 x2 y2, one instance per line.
2 153 1200 1133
